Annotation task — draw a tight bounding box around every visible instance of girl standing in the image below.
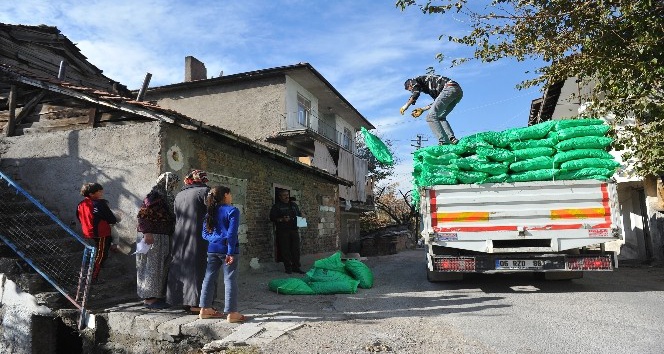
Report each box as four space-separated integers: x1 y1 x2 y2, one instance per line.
198 186 247 322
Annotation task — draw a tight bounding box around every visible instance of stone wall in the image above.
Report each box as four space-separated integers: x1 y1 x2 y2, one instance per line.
161 124 340 266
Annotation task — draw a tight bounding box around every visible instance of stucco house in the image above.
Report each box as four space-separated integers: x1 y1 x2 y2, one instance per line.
0 23 357 274
143 58 376 254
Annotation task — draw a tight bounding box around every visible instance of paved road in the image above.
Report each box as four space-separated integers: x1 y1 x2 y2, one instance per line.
254 249 664 354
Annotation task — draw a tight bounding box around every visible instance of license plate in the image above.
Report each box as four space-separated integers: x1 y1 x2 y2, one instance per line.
495 259 544 270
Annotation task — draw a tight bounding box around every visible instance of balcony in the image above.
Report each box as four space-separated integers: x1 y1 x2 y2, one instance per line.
266 111 356 153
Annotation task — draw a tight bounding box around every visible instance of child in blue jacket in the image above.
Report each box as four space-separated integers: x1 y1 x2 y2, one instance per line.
198 186 247 323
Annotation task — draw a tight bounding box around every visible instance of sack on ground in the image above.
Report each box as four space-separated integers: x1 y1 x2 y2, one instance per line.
268 278 315 295
309 279 359 294
344 259 374 289
312 251 346 272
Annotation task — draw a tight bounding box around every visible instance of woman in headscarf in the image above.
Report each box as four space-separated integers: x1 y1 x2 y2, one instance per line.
166 169 211 314
136 172 180 309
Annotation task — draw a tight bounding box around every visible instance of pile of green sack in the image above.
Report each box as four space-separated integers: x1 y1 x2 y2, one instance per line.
268 251 374 295
412 118 621 189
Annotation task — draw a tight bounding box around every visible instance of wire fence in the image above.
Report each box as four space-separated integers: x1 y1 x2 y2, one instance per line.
0 171 95 329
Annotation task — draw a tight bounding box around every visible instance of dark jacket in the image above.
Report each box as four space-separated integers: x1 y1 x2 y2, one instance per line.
269 200 301 231
408 74 456 103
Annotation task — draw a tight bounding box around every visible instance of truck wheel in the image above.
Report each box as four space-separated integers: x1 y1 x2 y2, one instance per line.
427 270 463 282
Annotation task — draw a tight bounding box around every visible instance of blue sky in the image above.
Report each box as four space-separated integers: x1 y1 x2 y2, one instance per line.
3 0 546 190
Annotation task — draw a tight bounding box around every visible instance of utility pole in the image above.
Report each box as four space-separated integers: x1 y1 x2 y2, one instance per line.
411 134 427 152
410 134 427 243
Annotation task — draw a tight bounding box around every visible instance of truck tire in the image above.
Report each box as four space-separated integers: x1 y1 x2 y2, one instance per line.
427 270 463 282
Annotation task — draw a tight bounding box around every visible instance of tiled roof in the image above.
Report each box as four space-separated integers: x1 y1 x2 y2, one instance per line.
0 64 352 186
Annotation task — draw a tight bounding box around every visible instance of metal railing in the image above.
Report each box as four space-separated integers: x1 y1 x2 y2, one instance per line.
282 111 356 153
0 171 95 330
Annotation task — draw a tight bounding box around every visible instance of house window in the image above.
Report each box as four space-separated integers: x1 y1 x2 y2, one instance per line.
343 127 352 150
297 93 311 127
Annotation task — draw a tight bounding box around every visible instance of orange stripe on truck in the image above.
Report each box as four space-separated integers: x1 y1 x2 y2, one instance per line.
436 211 490 222
550 207 608 220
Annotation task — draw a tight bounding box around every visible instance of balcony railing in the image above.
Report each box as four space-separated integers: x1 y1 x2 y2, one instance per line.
282 111 355 153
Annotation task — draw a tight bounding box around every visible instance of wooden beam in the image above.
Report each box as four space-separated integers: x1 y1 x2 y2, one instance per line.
4 85 16 136
14 91 45 125
0 67 181 125
136 72 152 101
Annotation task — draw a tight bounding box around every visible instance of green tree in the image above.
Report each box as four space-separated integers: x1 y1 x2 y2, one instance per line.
397 0 664 176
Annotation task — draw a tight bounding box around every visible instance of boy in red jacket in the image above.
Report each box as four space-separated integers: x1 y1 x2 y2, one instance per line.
76 182 118 282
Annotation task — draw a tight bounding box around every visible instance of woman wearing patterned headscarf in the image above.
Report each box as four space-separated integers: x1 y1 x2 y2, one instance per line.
166 169 211 314
136 172 180 309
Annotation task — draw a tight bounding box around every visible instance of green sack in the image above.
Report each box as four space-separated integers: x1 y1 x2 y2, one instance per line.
305 268 355 284
454 156 488 171
555 118 605 131
312 251 346 272
416 144 466 157
361 127 394 165
553 149 615 164
474 131 510 148
268 278 315 295
419 170 458 186
421 163 459 175
476 146 516 162
457 170 488 184
512 147 555 161
344 259 374 289
457 158 509 175
555 124 611 141
557 167 615 180
555 136 613 151
503 121 556 142
509 156 555 172
309 279 359 294
422 152 459 166
508 169 559 182
560 158 620 171
457 135 493 154
483 173 509 183
508 137 557 150
413 161 423 173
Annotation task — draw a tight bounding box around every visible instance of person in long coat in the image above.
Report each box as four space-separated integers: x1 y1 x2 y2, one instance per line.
136 172 179 309
166 169 210 313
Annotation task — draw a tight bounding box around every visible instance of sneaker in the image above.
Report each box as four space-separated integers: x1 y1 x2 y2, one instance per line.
293 268 306 274
450 137 459 144
285 269 293 274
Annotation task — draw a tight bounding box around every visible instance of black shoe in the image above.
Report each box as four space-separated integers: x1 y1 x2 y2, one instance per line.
285 269 293 274
293 268 306 274
450 137 459 144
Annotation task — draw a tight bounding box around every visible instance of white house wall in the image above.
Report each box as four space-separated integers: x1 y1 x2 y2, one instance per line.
285 75 319 131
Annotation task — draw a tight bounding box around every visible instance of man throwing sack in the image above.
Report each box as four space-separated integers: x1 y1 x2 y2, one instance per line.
400 74 463 145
